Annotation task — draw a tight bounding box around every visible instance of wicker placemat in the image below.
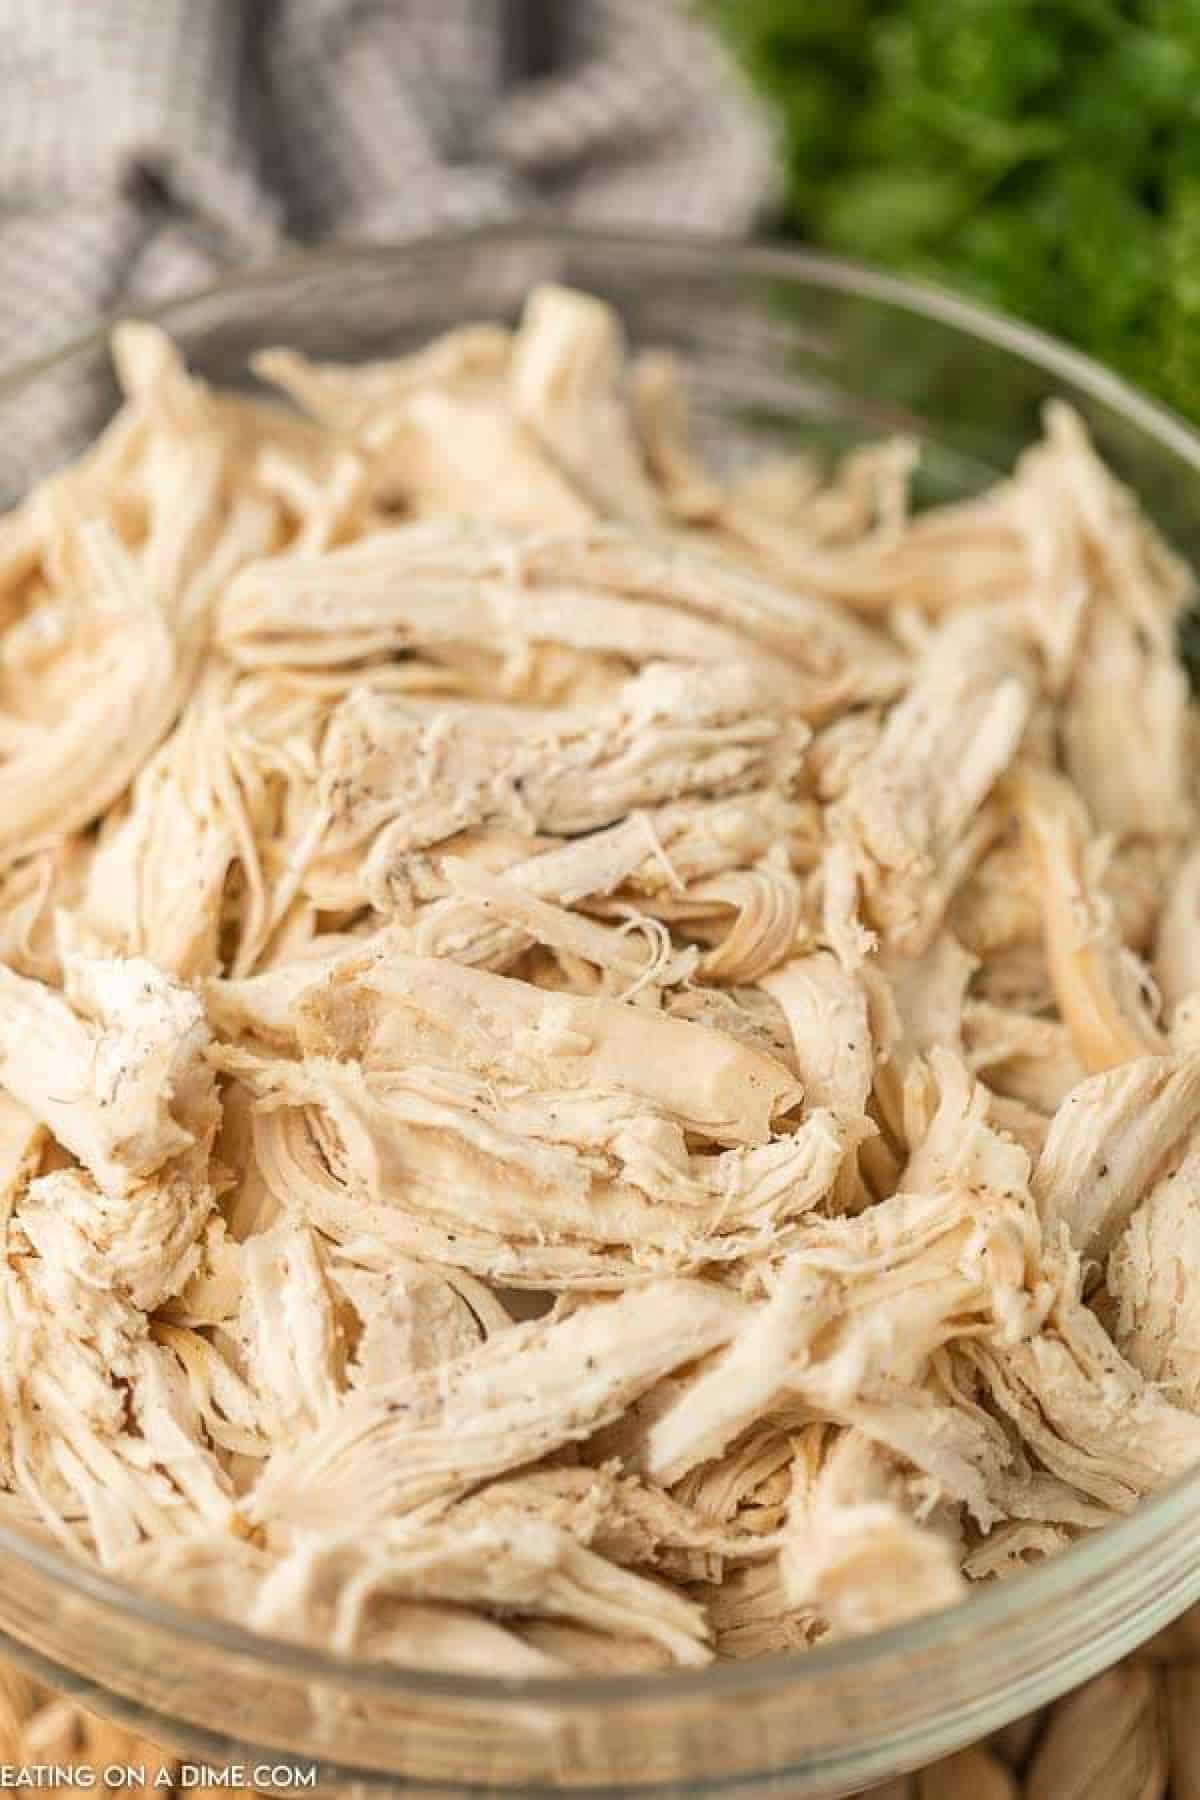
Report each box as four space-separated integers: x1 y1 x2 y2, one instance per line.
3 1609 1198 1798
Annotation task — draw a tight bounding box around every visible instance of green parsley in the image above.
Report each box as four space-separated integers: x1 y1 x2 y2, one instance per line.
712 0 1200 420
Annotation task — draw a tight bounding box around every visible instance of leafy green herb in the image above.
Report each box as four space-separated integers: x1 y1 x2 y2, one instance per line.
711 0 1200 421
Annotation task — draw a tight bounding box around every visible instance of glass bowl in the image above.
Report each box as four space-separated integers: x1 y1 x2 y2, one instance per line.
3 227 1200 1798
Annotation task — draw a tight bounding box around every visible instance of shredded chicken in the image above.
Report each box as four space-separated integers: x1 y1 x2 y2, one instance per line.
0 283 1196 1676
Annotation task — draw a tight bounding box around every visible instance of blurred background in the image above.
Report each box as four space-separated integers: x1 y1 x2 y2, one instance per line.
4 0 1198 423
711 0 1200 421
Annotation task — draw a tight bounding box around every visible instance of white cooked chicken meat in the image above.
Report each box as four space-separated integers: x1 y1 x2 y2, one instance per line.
0 282 1197 1675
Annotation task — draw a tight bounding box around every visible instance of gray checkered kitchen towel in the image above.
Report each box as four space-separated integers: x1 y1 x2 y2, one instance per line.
0 0 777 364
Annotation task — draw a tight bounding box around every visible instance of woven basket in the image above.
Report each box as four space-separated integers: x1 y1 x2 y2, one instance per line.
4 1606 1198 1797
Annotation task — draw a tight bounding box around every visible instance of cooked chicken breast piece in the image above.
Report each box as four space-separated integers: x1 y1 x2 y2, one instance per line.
830 611 1036 954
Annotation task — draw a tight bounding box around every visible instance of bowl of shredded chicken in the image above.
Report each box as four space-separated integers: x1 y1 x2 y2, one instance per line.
2 269 1199 1694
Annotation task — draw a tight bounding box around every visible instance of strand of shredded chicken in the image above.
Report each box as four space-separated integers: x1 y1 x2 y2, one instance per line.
0 282 1196 1678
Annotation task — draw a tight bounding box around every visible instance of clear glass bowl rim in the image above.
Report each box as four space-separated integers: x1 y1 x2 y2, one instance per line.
5 221 1200 1715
